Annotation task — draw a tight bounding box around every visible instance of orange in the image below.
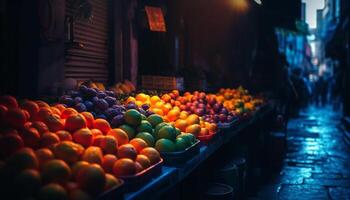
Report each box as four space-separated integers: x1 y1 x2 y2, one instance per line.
73 128 93 148
77 164 106 195
31 121 49 135
140 147 161 165
35 107 53 122
20 127 41 148
50 106 62 116
81 146 103 164
53 141 84 164
92 135 105 146
135 162 144 173
13 169 41 198
81 112 95 129
167 109 180 122
55 130 72 141
152 108 164 116
206 123 218 133
135 93 147 102
7 147 39 172
135 154 151 169
54 104 66 113
174 119 188 132
101 154 118 173
93 119 111 134
44 114 65 132
40 132 60 148
129 138 148 153
185 124 201 136
65 114 87 132
41 159 71 184
161 94 171 102
91 128 103 137
107 128 129 146
35 148 54 166
0 95 18 108
105 173 120 191
100 135 118 154
6 108 27 129
199 128 210 136
117 144 137 160
61 108 78 119
20 100 39 120
0 133 24 156
35 100 50 108
68 189 92 200
186 114 200 125
150 96 160 105
179 111 188 120
71 161 90 180
113 158 136 176
38 183 68 200
0 104 8 125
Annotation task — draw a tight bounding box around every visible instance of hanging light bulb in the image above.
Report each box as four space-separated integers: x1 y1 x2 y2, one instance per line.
254 0 262 5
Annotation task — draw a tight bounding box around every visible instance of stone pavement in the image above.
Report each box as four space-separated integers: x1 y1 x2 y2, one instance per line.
256 106 350 200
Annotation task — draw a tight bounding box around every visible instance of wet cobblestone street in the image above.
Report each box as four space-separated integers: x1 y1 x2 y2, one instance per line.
257 106 350 200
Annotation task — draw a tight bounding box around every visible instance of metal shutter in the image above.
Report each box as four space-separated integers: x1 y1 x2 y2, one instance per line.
65 0 109 83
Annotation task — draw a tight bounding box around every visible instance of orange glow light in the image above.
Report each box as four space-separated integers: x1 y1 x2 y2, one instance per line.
230 0 249 11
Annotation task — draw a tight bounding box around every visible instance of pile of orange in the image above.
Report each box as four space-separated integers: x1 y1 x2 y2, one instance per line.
0 95 161 199
125 90 217 138
216 87 264 114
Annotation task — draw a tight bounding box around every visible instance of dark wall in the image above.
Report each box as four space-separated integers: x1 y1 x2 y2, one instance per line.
2 0 65 97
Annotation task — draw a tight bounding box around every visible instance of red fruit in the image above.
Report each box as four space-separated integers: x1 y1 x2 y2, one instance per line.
61 108 78 119
92 135 105 146
101 154 118 173
6 108 27 129
40 132 60 148
100 135 118 154
73 128 93 148
31 121 49 135
0 133 24 156
19 127 41 148
117 144 137 160
76 164 106 196
55 130 72 141
35 148 54 166
21 100 39 120
81 146 103 164
35 107 53 122
81 112 94 129
65 114 87 132
93 119 111 134
45 114 65 132
0 104 8 124
91 129 103 137
113 158 136 176
0 95 18 109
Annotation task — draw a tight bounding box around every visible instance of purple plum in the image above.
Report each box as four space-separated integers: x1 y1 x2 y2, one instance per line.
75 103 87 112
95 99 109 111
105 96 117 106
111 115 125 128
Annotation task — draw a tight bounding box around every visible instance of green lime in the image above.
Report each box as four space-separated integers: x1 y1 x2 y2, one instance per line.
155 139 175 153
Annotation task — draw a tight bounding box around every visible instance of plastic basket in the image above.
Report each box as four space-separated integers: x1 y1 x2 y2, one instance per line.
160 140 200 165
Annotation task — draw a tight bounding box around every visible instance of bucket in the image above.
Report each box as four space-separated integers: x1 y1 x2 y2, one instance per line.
215 162 239 192
232 157 247 197
204 183 234 200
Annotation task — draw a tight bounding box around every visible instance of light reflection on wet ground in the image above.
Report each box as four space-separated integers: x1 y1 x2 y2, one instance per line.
255 106 350 200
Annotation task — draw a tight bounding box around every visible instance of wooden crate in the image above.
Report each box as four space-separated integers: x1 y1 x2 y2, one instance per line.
141 75 184 91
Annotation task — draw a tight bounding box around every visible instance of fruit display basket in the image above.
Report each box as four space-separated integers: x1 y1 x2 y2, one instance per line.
217 117 240 129
118 158 163 191
97 179 125 200
160 140 200 165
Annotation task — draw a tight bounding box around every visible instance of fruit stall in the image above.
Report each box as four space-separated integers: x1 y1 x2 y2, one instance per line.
0 83 273 200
